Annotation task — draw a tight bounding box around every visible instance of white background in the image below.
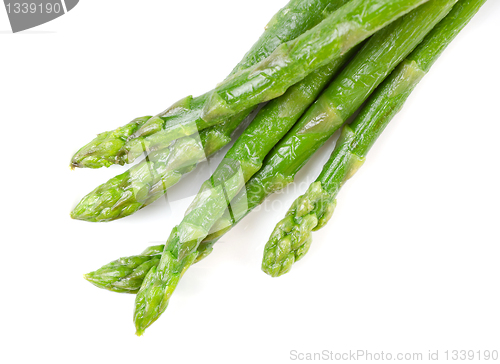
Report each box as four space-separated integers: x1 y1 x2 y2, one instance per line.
1 1 499 363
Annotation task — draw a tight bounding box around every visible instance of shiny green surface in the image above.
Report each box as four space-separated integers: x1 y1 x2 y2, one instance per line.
132 50 355 335
72 0 352 221
228 0 351 76
85 245 164 294
70 116 152 169
70 0 350 169
71 0 425 169
84 47 357 295
85 0 458 297
82 0 355 291
262 0 484 277
71 116 242 222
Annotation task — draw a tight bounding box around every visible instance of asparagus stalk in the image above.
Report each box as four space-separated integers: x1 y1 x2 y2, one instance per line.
133 0 455 335
71 0 426 169
85 245 164 294
132 50 358 334
86 0 456 302
262 0 485 277
84 45 359 293
84 241 217 294
71 116 243 222
71 0 353 221
70 0 350 169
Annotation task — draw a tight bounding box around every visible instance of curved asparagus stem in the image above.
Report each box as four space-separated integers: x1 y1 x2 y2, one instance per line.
71 0 425 169
262 0 485 277
70 0 350 169
132 49 358 336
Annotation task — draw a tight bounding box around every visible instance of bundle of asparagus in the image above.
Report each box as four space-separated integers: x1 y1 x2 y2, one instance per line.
71 0 488 335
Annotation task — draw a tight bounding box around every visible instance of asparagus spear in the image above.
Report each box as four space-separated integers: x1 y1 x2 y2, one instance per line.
70 0 350 169
132 50 359 334
85 245 164 294
227 0 351 76
71 0 427 169
84 45 359 292
262 0 485 277
71 116 243 222
133 0 454 335
84 241 218 293
86 0 456 303
71 0 353 222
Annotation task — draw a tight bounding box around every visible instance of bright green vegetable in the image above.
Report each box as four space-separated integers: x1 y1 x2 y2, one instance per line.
71 0 426 169
84 242 217 294
84 45 359 293
70 116 152 169
85 245 164 294
71 116 243 222
70 0 351 169
134 0 456 335
86 0 455 302
132 49 358 335
262 0 484 277
71 0 353 222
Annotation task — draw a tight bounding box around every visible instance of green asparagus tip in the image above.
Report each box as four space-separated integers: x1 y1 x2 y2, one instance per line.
83 272 106 290
262 182 333 276
83 272 94 283
261 263 286 278
134 323 146 336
